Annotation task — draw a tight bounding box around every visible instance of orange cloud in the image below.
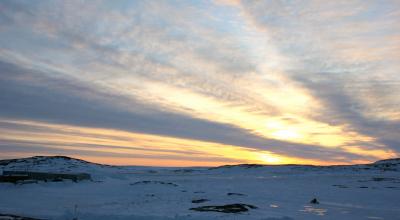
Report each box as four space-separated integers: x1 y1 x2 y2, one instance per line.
0 119 348 166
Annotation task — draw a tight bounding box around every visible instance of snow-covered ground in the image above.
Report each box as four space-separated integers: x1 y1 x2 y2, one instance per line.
0 156 399 220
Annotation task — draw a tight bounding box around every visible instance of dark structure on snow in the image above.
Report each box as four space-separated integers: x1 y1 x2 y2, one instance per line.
0 171 91 183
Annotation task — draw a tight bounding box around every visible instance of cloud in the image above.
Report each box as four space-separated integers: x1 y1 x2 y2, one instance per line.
0 60 383 163
0 0 399 164
235 1 400 151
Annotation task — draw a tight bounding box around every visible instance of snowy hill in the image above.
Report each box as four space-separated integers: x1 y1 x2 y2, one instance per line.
1 156 400 220
2 156 399 175
0 156 132 181
0 156 110 172
210 159 400 173
373 158 400 166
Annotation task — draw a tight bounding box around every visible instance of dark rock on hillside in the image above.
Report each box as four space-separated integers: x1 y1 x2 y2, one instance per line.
210 164 265 170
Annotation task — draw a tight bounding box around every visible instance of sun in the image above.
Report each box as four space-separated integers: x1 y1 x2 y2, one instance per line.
259 154 281 164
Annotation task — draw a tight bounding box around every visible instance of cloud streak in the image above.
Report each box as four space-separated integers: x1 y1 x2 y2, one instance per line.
0 0 399 165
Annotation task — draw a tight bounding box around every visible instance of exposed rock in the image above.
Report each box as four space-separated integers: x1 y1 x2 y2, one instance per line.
227 192 246 196
191 199 209 203
310 198 319 204
173 169 196 173
210 164 265 170
332 184 348 188
130 180 178 187
372 177 398 182
190 203 257 213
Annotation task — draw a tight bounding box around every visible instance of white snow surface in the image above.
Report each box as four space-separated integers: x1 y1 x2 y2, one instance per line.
0 156 399 220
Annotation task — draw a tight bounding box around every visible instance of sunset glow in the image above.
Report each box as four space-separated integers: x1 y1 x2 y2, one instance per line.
0 0 399 166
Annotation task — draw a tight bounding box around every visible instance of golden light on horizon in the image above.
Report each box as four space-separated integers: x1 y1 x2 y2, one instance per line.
0 119 394 166
105 79 376 150
259 154 281 164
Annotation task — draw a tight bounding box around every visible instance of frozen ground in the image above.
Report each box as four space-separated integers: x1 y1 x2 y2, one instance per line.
0 156 399 220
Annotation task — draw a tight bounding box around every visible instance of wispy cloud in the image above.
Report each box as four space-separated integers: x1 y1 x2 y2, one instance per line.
0 0 398 165
0 119 331 166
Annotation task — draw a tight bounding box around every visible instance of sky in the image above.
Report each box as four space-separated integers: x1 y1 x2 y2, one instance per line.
0 0 399 166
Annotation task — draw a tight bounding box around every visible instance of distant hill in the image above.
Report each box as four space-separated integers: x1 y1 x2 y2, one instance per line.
0 156 115 176
210 158 400 172
374 158 400 165
1 156 399 173
0 155 96 166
